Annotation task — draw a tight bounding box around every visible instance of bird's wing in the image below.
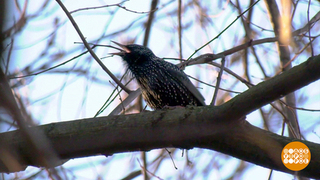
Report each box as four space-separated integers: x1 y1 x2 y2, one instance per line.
164 61 206 106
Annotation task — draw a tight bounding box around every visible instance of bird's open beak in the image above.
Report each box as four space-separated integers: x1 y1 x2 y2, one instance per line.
109 41 131 56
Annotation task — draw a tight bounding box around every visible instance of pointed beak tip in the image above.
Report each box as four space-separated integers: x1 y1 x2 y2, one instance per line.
111 40 119 45
111 41 125 48
111 41 131 53
109 52 123 56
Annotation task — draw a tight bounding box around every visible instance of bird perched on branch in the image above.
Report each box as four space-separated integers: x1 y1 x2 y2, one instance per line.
110 41 205 109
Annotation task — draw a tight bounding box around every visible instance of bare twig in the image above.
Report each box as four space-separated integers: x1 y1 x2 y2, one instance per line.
211 56 225 106
178 0 182 60
265 0 300 140
307 0 314 56
55 0 131 94
10 46 96 79
137 159 163 180
186 0 261 60
187 75 241 94
70 0 157 14
143 0 158 46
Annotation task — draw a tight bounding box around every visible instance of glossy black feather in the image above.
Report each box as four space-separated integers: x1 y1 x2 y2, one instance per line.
112 43 205 109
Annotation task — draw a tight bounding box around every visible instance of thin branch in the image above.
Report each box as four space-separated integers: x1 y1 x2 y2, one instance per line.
211 56 225 106
187 75 241 94
186 0 261 60
70 0 157 14
265 0 300 140
143 0 158 46
1 55 320 177
178 0 182 59
9 46 95 79
307 0 314 56
55 0 131 94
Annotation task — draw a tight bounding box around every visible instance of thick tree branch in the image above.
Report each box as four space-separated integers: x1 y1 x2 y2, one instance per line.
0 55 320 178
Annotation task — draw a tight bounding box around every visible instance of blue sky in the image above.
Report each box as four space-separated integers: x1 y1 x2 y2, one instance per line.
2 0 320 179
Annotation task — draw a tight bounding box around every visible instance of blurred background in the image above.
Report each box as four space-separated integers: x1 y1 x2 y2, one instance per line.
1 0 320 179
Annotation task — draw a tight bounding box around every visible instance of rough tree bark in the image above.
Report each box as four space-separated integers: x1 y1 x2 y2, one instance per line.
0 55 319 178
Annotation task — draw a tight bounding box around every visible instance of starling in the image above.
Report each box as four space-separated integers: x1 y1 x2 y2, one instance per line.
110 41 205 109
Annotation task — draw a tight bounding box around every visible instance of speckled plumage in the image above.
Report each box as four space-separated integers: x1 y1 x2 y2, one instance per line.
111 42 205 109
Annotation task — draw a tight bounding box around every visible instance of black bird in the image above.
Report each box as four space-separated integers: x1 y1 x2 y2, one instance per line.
110 41 205 109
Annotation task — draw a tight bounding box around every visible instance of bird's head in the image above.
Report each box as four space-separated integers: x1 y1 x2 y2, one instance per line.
110 41 156 65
